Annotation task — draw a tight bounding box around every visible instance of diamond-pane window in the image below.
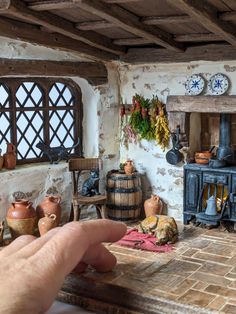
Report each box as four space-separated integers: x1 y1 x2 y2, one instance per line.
49 83 73 107
0 84 10 108
0 79 82 164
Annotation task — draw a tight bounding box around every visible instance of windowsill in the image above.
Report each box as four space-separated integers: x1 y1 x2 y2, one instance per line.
0 161 68 174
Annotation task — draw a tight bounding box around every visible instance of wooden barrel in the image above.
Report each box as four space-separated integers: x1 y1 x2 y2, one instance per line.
106 171 142 222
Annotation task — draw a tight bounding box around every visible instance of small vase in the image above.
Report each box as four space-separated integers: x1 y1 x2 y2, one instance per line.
36 195 61 226
3 143 16 170
144 194 163 217
0 150 3 170
6 199 37 239
38 214 57 236
124 160 134 175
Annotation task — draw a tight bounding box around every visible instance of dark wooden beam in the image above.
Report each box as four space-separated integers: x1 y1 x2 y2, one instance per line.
175 33 221 42
0 59 107 77
122 43 236 63
167 96 236 113
142 15 192 25
0 16 117 61
0 0 125 56
29 0 184 52
76 20 114 31
169 0 236 48
104 0 143 2
113 38 152 45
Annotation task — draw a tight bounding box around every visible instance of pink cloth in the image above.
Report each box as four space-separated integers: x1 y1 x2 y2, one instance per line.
116 228 172 253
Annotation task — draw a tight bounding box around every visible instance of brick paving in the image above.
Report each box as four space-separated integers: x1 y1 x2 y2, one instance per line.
81 223 236 313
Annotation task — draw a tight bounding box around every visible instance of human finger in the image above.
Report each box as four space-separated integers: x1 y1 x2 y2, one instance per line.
31 219 126 276
84 243 117 272
0 235 36 257
12 227 60 258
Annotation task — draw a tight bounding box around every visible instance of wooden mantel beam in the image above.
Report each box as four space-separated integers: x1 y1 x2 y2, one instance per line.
167 96 236 113
168 0 236 48
0 16 117 62
0 0 125 56
29 0 184 52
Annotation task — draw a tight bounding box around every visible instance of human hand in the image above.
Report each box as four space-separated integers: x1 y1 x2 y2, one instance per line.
0 219 127 314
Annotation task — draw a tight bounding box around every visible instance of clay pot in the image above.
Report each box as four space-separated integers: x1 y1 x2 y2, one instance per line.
195 151 213 165
3 143 16 170
6 199 37 239
0 149 3 170
38 214 57 236
124 160 135 175
144 194 163 217
36 195 61 226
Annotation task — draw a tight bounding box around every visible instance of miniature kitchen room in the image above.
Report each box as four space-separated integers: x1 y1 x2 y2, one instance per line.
1 0 236 313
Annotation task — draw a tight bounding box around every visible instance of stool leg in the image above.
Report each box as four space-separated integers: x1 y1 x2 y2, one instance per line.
95 205 102 219
72 202 81 221
101 204 107 218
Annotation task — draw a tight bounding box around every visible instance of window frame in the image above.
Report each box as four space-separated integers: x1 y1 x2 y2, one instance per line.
0 77 83 164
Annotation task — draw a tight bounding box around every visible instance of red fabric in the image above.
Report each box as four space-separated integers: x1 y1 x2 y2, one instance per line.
116 228 172 253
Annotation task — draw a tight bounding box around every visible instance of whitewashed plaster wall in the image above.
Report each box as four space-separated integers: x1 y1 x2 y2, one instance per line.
118 60 236 221
0 38 120 222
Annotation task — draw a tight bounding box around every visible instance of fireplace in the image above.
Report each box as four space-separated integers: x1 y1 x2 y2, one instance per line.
166 95 236 226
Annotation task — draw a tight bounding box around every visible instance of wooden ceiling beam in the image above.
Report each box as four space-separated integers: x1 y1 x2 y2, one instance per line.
0 16 117 61
142 15 192 25
168 0 236 48
70 0 184 52
76 20 114 31
0 0 125 56
122 43 236 63
113 38 152 45
175 33 221 42
28 0 184 52
0 58 107 77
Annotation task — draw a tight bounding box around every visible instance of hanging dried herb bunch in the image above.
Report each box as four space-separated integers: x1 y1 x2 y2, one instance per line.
123 94 170 150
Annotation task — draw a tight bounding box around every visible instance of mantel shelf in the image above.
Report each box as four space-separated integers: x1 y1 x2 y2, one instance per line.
166 95 236 113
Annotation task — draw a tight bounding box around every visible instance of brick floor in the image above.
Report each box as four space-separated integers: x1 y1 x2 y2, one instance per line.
78 223 236 313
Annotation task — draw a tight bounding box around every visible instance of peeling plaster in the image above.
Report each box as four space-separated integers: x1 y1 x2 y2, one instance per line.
224 65 236 72
156 168 166 176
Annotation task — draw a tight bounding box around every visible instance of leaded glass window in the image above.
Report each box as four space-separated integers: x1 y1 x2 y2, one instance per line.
0 78 82 164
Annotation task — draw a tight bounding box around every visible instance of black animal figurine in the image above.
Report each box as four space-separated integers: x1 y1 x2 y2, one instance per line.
81 169 100 197
36 138 80 164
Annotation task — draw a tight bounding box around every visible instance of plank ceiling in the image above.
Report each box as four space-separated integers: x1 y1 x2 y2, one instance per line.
1 0 236 63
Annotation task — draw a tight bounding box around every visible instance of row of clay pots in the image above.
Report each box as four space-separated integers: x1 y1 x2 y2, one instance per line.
6 195 61 239
0 143 17 171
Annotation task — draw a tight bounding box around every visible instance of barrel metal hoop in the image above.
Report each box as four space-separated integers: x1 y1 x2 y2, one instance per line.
106 203 142 210
108 174 140 181
106 187 141 193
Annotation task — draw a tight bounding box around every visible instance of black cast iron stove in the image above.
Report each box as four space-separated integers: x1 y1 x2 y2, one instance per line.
184 113 236 226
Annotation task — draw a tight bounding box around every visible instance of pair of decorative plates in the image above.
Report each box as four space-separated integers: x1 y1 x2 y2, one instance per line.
185 73 230 96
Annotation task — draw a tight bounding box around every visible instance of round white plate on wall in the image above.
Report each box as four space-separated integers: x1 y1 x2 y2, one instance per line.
208 73 230 95
185 74 205 95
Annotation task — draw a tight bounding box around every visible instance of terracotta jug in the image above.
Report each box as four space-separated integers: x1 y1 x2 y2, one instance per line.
124 160 135 175
0 149 4 170
4 143 16 170
38 214 57 236
36 195 61 226
144 194 163 217
6 199 37 239
0 220 4 245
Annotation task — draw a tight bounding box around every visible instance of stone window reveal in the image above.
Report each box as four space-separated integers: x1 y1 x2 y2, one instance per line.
0 78 82 164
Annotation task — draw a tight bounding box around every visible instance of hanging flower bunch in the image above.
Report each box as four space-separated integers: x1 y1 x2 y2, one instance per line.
121 94 170 150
